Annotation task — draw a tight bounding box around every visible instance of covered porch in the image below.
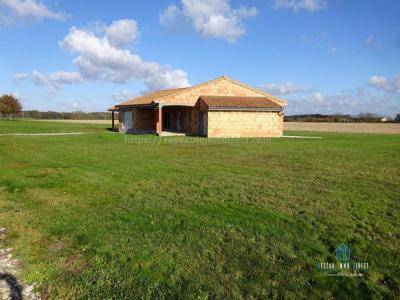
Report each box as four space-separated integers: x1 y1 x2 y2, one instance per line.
116 104 195 136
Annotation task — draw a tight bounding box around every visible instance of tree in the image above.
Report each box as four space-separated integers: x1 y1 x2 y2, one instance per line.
395 114 400 123
0 94 22 120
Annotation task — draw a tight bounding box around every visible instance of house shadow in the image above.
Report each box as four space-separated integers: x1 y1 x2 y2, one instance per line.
106 127 118 132
0 273 22 300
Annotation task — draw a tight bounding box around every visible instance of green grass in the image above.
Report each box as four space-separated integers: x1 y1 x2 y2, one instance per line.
0 120 107 133
0 120 399 299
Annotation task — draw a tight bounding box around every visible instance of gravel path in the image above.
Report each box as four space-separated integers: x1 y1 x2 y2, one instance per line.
0 228 40 300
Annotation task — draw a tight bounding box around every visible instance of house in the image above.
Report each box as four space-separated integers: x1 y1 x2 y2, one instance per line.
109 76 286 138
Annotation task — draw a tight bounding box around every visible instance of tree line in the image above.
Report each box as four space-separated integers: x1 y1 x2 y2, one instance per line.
0 94 113 120
1 94 398 122
284 113 400 123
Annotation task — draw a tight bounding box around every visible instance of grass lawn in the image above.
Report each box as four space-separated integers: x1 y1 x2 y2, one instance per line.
0 119 107 134
0 120 399 298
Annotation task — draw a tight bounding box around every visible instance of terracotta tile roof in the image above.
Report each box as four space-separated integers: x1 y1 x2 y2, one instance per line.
199 96 283 110
114 76 287 108
116 87 191 107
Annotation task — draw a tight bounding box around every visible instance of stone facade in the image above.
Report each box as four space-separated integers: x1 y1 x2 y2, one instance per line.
207 111 283 137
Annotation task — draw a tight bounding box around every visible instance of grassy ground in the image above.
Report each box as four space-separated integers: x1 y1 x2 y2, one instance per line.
0 120 107 133
0 120 399 298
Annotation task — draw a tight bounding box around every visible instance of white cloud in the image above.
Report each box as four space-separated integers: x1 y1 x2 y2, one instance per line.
160 0 257 43
364 35 375 47
286 87 400 116
104 19 139 48
259 82 309 95
274 0 326 12
0 0 64 24
364 34 383 52
30 69 82 94
31 69 48 85
368 75 400 93
48 71 83 85
13 72 28 81
145 69 191 91
111 90 135 102
59 20 190 90
160 4 183 28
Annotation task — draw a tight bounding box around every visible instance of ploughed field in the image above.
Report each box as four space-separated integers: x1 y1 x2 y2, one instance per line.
0 120 399 298
284 121 400 134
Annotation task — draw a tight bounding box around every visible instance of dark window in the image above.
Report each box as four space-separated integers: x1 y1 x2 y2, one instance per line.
163 111 171 130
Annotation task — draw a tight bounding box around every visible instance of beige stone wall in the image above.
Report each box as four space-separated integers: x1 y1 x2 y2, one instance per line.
161 78 268 106
207 111 283 137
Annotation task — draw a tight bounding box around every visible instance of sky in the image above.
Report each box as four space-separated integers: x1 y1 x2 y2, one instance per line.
0 0 399 116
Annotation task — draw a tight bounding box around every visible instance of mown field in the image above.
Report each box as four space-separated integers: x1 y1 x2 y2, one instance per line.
0 120 107 134
0 120 399 299
284 121 400 134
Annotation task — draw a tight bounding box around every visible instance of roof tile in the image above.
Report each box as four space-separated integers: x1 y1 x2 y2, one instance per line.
116 87 190 107
199 96 283 109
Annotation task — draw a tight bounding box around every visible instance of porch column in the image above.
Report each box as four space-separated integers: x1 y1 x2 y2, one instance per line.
111 111 115 129
155 107 162 135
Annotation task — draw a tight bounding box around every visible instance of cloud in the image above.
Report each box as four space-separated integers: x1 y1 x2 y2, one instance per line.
13 72 28 81
59 20 190 90
298 32 336 53
160 4 184 29
145 69 191 91
286 87 400 116
111 90 135 102
364 34 383 52
364 35 374 47
31 69 82 94
261 77 400 116
48 71 83 85
0 0 65 24
259 82 310 95
368 75 400 93
31 69 48 85
160 0 257 43
274 0 326 12
104 19 140 48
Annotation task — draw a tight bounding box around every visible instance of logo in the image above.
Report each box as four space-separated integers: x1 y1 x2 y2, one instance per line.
316 244 369 277
335 244 351 261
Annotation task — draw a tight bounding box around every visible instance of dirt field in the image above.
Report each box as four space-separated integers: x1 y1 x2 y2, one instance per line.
284 122 400 134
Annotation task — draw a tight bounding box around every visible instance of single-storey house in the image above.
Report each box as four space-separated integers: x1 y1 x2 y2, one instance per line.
109 76 286 137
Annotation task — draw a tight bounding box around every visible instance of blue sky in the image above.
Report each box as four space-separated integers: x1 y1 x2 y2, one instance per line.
0 0 399 115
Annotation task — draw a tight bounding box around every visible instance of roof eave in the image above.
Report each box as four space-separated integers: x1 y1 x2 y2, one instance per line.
115 102 159 109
